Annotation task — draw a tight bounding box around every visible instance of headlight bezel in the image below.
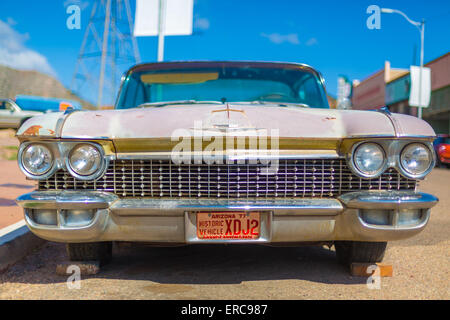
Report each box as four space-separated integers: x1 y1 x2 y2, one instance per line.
18 143 57 180
65 142 107 181
350 142 388 178
347 139 435 181
398 142 434 179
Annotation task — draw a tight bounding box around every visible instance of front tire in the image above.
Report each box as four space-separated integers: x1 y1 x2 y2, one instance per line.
66 242 112 264
334 241 387 266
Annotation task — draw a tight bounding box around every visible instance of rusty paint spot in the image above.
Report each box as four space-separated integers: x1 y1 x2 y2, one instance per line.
22 125 54 136
95 114 102 117
23 125 42 136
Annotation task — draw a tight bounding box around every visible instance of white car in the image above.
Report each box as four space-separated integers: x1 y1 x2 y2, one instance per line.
15 61 438 266
0 99 42 130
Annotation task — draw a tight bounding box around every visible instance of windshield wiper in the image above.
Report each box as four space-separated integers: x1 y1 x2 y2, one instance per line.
250 100 310 108
138 100 223 108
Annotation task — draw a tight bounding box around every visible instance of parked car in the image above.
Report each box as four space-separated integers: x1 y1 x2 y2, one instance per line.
15 61 438 266
0 98 42 129
14 95 82 113
433 134 450 167
0 96 83 130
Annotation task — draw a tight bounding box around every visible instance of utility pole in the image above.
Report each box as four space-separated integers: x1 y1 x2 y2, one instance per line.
71 0 141 109
157 0 167 62
418 19 425 119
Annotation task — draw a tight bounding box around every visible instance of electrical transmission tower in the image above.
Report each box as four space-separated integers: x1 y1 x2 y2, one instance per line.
71 0 140 108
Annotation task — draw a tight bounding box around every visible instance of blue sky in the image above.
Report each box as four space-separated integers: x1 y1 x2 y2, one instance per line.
0 0 449 104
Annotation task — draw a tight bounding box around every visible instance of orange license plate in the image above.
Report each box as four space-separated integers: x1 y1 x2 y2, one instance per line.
197 212 260 240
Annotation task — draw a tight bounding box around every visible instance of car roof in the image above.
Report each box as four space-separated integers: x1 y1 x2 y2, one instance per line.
126 61 322 78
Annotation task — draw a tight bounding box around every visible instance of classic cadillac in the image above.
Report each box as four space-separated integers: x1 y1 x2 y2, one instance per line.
15 61 438 265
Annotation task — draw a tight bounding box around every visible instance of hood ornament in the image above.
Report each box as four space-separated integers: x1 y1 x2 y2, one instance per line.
211 103 245 119
190 103 261 132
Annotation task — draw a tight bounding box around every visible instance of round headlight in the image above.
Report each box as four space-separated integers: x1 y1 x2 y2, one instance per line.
353 143 386 177
22 144 53 176
400 143 432 176
68 144 102 176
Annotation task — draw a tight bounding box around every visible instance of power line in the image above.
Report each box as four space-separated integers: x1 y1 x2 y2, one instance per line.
71 0 140 108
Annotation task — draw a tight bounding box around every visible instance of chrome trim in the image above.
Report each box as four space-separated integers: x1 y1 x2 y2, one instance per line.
377 106 398 137
377 106 392 116
345 135 434 140
16 191 118 209
350 142 388 178
38 158 417 198
116 152 340 161
345 139 436 180
64 142 110 181
339 191 438 210
17 190 437 243
339 209 431 241
18 141 111 181
18 142 59 181
398 142 436 180
55 109 79 138
24 208 108 242
110 198 344 216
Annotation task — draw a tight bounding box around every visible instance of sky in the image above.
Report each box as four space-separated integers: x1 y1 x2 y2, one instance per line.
0 0 449 104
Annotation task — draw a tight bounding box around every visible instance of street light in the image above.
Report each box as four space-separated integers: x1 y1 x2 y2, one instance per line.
381 8 425 119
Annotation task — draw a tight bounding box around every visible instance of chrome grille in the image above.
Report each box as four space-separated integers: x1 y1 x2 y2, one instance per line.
38 159 417 198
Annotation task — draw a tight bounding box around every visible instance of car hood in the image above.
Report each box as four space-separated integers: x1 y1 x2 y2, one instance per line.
17 103 435 140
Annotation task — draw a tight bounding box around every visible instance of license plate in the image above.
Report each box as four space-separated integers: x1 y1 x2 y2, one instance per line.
196 212 260 240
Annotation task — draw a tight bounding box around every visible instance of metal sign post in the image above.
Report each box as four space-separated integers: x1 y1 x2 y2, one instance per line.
157 0 167 62
134 0 193 62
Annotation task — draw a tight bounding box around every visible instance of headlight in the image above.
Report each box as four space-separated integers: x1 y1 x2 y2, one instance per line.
68 144 102 177
21 144 53 176
353 143 386 177
400 143 432 176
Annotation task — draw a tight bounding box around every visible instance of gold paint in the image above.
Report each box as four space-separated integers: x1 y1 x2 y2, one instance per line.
16 139 116 156
141 72 219 84
113 137 341 153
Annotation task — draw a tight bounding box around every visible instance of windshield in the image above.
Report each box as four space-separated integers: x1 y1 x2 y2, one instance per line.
116 63 329 109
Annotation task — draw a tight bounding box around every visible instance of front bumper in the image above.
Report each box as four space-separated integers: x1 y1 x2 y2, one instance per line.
16 191 438 244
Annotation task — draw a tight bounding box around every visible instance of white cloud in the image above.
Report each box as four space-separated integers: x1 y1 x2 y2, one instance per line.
0 19 55 75
306 37 318 46
6 17 17 26
261 33 300 45
194 17 210 30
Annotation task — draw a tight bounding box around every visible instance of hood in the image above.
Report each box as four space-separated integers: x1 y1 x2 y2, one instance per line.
17 103 435 140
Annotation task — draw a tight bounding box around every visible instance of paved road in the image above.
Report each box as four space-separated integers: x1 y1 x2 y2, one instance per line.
0 168 449 300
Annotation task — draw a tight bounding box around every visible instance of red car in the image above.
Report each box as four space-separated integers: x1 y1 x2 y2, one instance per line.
434 134 450 167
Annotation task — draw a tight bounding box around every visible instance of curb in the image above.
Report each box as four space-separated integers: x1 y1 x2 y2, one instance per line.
0 220 46 273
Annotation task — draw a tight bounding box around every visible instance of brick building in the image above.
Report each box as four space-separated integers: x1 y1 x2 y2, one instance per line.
351 52 450 134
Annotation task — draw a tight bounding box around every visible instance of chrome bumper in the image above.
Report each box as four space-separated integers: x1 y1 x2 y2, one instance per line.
16 191 438 243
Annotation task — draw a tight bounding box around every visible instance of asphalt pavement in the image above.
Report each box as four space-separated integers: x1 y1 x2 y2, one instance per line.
0 164 448 299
